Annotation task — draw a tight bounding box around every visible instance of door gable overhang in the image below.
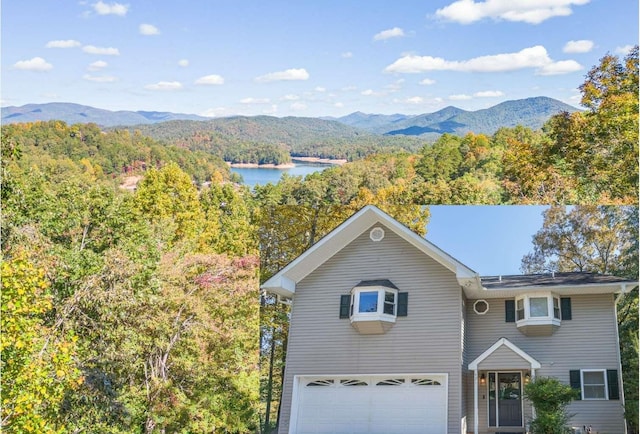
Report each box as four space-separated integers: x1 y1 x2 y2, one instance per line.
469 337 541 370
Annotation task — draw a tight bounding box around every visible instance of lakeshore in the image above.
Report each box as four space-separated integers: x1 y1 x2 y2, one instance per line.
227 156 347 169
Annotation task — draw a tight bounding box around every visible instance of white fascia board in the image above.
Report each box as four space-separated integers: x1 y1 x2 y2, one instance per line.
261 275 296 298
466 281 638 299
468 337 541 370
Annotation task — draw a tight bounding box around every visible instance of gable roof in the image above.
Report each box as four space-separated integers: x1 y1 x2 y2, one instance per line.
468 337 541 370
261 205 481 297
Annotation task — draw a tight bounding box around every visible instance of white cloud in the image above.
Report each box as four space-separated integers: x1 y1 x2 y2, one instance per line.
200 107 235 118
385 45 581 75
281 94 300 101
537 59 582 75
449 94 473 100
385 79 405 92
195 74 224 85
139 24 160 35
83 74 117 82
83 45 120 55
263 105 279 115
405 96 424 104
240 97 271 104
373 27 405 41
255 68 309 83
615 45 634 55
563 39 594 53
46 39 81 48
290 102 307 111
88 60 108 71
178 59 189 67
334 102 344 108
144 81 183 91
341 51 353 58
93 1 128 16
435 0 590 25
13 57 53 72
474 90 504 97
419 78 436 85
315 86 327 92
361 89 375 96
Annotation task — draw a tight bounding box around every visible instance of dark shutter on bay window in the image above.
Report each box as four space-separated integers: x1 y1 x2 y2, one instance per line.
397 292 408 317
569 370 582 400
607 369 620 400
339 295 351 319
561 297 572 320
505 300 515 322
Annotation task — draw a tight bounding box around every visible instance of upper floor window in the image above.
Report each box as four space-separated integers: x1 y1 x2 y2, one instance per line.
339 280 407 335
509 292 567 336
352 287 398 318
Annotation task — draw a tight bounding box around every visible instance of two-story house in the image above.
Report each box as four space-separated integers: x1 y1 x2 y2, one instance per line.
261 206 635 434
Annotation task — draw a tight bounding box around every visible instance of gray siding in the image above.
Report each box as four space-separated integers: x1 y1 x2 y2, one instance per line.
465 295 624 434
279 224 463 434
477 346 531 370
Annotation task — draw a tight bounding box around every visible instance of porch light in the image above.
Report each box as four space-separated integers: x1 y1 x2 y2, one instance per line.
524 372 531 384
480 373 486 385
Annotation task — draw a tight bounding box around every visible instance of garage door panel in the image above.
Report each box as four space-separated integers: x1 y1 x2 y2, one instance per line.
295 375 447 434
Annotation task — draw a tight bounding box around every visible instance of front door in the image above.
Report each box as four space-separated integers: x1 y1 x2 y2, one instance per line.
488 372 522 427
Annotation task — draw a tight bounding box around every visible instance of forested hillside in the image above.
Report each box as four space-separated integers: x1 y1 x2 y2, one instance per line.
1 47 637 434
123 115 426 163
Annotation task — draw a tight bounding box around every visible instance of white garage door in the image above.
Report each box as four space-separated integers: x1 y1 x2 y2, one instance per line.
292 374 447 434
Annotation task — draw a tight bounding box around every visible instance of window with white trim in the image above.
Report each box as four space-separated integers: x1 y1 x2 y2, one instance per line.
582 370 607 400
339 280 407 334
514 293 561 325
351 287 398 318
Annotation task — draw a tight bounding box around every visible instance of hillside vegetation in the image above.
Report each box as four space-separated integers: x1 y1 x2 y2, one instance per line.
1 46 637 434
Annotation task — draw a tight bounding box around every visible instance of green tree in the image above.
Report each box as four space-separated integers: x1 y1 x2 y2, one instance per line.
524 377 578 434
545 47 639 202
134 163 205 244
1 256 82 433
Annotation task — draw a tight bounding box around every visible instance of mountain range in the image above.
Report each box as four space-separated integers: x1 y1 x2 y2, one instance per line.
1 102 208 127
2 97 579 138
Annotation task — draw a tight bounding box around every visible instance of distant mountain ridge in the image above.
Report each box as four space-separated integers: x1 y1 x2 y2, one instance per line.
331 97 580 136
2 97 580 139
1 102 208 127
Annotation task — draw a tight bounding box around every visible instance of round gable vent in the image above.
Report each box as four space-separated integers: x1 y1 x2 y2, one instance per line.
369 227 385 242
473 299 489 315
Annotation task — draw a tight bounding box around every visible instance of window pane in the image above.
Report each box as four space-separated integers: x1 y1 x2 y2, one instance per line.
385 291 395 303
583 371 606 399
358 291 378 313
553 297 560 319
383 291 395 314
584 385 606 399
516 299 525 320
530 297 549 317
584 371 605 384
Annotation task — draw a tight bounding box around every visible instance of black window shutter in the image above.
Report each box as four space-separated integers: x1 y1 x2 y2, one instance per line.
569 370 582 400
397 292 408 317
339 294 351 319
561 297 572 320
607 369 620 400
505 300 515 322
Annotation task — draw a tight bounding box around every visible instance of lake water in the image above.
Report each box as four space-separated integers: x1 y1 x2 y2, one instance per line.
231 163 330 187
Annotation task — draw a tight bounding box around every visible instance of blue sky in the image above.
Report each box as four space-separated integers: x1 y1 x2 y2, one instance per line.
427 206 548 276
2 0 637 117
